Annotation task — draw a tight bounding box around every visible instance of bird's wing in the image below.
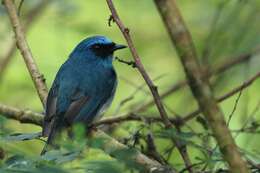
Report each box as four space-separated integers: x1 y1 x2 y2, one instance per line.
42 83 89 137
42 63 117 137
74 77 117 124
63 89 89 123
42 82 58 137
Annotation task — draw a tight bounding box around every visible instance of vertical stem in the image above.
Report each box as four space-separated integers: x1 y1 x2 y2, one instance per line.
154 0 250 172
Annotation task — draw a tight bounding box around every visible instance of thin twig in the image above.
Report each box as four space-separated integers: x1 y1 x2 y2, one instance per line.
201 1 229 64
227 90 243 126
176 71 260 123
234 101 260 139
94 64 260 129
115 74 166 114
135 46 260 113
115 56 136 68
17 0 24 16
106 1 195 172
3 0 48 106
119 75 150 94
106 0 172 128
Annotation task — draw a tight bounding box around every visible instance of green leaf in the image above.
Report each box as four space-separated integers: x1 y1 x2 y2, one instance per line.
155 128 195 140
41 150 80 164
84 160 124 173
3 132 41 141
111 148 144 172
3 154 69 173
5 155 34 168
87 137 107 149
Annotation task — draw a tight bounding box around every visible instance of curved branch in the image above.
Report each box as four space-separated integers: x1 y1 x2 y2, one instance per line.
3 0 48 106
0 0 50 79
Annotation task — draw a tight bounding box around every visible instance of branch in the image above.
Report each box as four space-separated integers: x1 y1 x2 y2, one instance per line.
145 132 167 165
0 103 43 125
106 0 171 129
93 71 260 126
1 1 177 172
1 71 258 170
182 71 260 123
0 0 50 79
154 0 250 172
1 70 258 170
3 0 48 106
106 1 194 171
0 103 176 173
135 46 260 113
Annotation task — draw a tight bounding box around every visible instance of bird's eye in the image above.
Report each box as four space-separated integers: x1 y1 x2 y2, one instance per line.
93 44 101 49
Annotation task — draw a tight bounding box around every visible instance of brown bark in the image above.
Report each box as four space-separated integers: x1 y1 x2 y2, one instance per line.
3 0 48 106
154 0 250 172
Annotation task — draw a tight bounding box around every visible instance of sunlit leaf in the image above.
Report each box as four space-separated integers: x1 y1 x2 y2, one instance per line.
41 149 81 164
3 132 41 141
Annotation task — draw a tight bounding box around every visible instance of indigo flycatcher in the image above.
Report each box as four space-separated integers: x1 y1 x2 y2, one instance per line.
41 36 126 154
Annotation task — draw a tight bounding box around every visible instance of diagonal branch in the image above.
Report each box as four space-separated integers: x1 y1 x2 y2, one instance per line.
106 1 194 172
154 0 250 172
106 0 171 129
181 71 260 123
3 0 48 106
0 0 50 79
135 45 260 113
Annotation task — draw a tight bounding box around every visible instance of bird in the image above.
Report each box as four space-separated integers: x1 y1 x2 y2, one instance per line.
41 35 126 154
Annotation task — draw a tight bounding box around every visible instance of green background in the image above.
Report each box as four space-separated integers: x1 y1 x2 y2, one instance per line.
0 0 260 172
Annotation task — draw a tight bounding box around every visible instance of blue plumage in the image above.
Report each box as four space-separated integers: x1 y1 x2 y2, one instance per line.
41 36 126 154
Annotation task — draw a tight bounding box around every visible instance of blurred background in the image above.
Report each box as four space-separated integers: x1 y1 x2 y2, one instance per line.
0 0 260 172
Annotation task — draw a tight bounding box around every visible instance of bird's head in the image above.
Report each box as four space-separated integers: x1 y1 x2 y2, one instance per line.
71 36 127 59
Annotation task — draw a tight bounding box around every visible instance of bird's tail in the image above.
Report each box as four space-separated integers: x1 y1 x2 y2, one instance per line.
41 128 56 155
41 117 63 155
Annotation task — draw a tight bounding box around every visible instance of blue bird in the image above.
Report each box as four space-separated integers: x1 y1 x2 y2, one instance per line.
41 36 126 154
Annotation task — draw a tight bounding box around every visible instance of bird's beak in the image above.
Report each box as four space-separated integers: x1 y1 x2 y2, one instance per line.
113 44 127 51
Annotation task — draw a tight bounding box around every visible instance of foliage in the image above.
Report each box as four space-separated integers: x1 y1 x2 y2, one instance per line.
0 0 260 172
